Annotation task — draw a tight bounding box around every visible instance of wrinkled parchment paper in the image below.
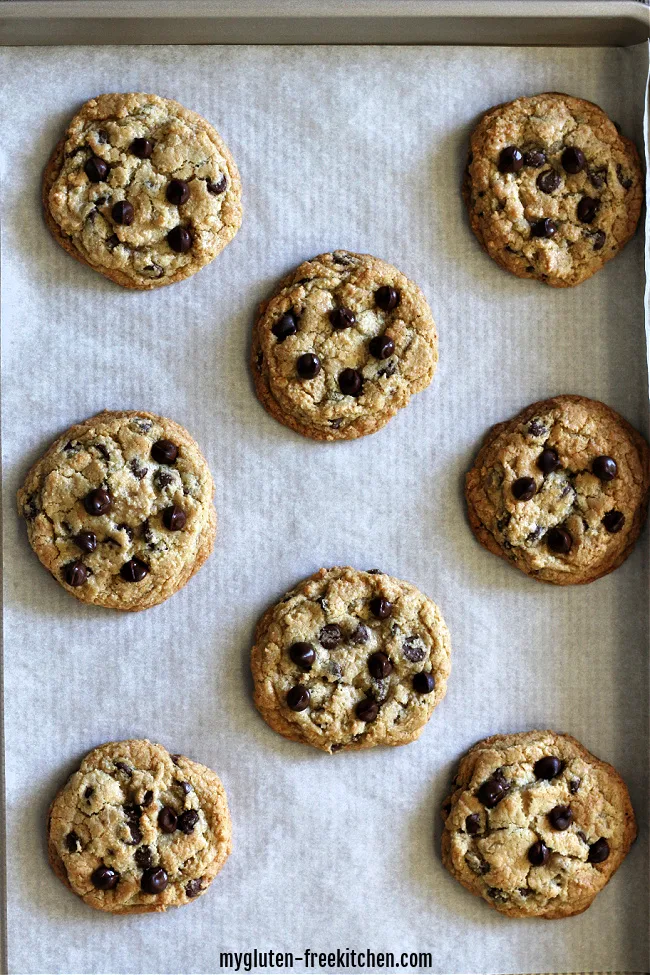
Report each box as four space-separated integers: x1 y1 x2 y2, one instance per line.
1 43 648 975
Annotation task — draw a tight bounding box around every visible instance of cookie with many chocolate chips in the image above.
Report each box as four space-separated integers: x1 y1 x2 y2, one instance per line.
47 740 232 913
251 251 438 440
441 731 636 918
17 410 217 610
43 92 242 289
251 567 451 752
464 93 643 286
465 395 650 585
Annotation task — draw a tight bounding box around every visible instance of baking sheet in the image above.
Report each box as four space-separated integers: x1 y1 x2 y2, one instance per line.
0 43 648 975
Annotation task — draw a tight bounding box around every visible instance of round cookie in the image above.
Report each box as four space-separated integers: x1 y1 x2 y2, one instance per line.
47 740 232 914
17 410 217 611
251 567 451 752
43 92 242 289
464 92 643 287
251 251 438 440
441 730 636 919
465 395 650 585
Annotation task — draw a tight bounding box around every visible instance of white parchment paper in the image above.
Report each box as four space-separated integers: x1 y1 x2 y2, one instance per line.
1 44 648 975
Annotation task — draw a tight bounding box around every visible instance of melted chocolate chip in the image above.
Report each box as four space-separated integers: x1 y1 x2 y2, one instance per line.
512 476 536 501
338 369 363 397
158 806 178 834
369 334 395 360
65 560 88 587
413 671 435 694
465 813 481 836
272 312 298 341
352 623 369 644
129 459 148 479
177 809 199 834
287 685 310 711
588 838 610 863
547 526 573 554
355 697 379 722
528 840 550 866
523 149 546 168
167 226 192 253
141 866 168 894
537 448 560 475
536 169 561 194
548 804 572 830
120 558 149 582
151 439 178 464
85 156 109 182
498 146 523 173
289 642 315 671
207 174 227 194
477 773 509 808
602 510 625 533
177 780 192 795
402 637 426 663
320 624 342 649
112 200 134 225
375 286 400 311
617 166 633 190
166 179 190 206
142 790 154 807
131 137 154 158
134 846 152 868
534 756 563 780
577 197 599 223
65 831 80 853
562 147 585 174
592 456 617 481
185 878 203 897
569 778 581 794
368 651 393 679
330 307 356 330
163 505 186 531
154 470 173 489
117 523 134 541
531 218 557 239
588 229 607 250
297 353 321 379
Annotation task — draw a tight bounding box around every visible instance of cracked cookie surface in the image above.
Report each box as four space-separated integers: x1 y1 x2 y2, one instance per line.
465 395 650 585
17 410 217 611
464 92 643 287
441 730 636 919
251 251 438 440
43 92 242 289
251 567 451 752
47 739 232 914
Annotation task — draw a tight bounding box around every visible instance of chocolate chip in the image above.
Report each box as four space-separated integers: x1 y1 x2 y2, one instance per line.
375 286 400 311
562 147 585 174
534 756 563 780
166 179 190 206
465 813 481 836
528 840 550 866
537 447 560 475
569 778 581 794
590 169 607 189
547 526 572 554
134 846 152 868
330 307 356 330
588 229 607 250
523 149 546 168
84 156 109 182
142 790 154 807
141 866 168 894
368 651 393 679
131 137 153 158
477 773 509 808
588 838 610 863
151 439 178 464
536 169 561 194
370 596 392 620
167 226 192 253
94 443 110 461
352 623 369 644
338 369 363 397
591 455 617 481
163 505 186 531
158 806 178 834
129 459 148 479
112 200 134 225
92 865 119 890
287 685 310 711
65 831 80 852
185 879 203 898
155 470 173 489
84 787 94 799
577 197 599 223
177 809 199 834
498 146 523 173
289 642 315 671
272 312 298 341
402 637 426 663
84 487 111 516
548 804 572 830
413 671 435 694
355 697 379 722
117 523 134 541
369 335 395 360
320 624 342 649
531 218 557 238
617 165 633 190
120 558 149 582
602 510 625 533
207 174 227 194
171 754 181 766
64 560 88 587
512 476 536 501
297 353 321 379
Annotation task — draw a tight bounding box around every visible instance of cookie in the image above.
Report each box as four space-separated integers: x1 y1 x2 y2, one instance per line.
464 92 643 287
47 740 231 914
251 567 451 752
43 92 242 289
17 410 217 611
441 730 636 919
251 251 438 440
465 395 650 585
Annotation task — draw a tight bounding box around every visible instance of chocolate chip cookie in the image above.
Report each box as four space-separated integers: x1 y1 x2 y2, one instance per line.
17 410 217 610
441 730 636 919
43 92 242 289
465 395 650 585
47 740 232 914
464 92 643 286
251 251 438 440
251 567 451 752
